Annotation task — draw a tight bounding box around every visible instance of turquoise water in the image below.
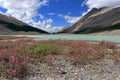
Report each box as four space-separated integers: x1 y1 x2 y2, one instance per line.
27 35 120 43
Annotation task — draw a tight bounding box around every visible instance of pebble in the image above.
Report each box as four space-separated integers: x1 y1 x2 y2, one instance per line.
1 56 120 80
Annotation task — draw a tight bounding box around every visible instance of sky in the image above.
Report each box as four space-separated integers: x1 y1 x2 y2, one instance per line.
0 0 120 33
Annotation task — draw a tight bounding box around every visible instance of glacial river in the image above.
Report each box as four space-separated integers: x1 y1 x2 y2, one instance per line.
27 35 120 43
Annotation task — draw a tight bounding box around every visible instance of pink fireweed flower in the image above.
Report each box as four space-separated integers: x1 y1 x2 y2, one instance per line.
15 57 19 63
80 47 87 51
107 41 116 47
24 56 29 62
11 70 17 76
22 56 29 65
10 55 15 63
0 53 6 59
15 57 19 67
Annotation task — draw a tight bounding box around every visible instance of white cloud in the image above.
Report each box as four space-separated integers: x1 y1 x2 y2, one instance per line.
48 12 80 24
64 16 80 24
43 25 63 33
48 13 56 15
79 0 120 20
33 18 53 29
84 0 120 9
0 0 48 22
32 18 63 33
58 14 80 24
39 14 44 20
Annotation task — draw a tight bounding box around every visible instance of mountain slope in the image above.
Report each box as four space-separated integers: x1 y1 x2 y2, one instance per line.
0 13 48 35
60 7 120 34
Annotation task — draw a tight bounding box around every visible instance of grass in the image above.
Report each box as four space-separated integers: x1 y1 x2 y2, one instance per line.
0 38 119 79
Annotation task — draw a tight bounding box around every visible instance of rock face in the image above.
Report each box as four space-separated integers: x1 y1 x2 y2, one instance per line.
0 13 48 35
60 7 120 34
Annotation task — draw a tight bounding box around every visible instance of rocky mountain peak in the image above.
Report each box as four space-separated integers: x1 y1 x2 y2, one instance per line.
60 7 120 34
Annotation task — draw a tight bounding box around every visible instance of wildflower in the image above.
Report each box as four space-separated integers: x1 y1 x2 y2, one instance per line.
80 47 87 51
10 55 15 63
11 70 17 76
15 57 19 67
24 56 29 62
0 53 6 59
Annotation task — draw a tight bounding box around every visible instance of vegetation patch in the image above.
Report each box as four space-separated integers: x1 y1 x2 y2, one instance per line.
0 39 119 79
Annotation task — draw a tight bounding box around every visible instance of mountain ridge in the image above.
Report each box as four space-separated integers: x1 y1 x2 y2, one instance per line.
60 7 120 34
0 13 48 35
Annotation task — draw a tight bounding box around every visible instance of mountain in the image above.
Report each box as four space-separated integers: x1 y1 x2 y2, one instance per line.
60 7 120 34
0 13 48 35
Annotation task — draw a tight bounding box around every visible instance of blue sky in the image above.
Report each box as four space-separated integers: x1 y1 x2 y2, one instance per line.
0 0 120 33
39 0 88 27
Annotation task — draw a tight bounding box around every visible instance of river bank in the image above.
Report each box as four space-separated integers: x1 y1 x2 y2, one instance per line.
0 37 120 80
